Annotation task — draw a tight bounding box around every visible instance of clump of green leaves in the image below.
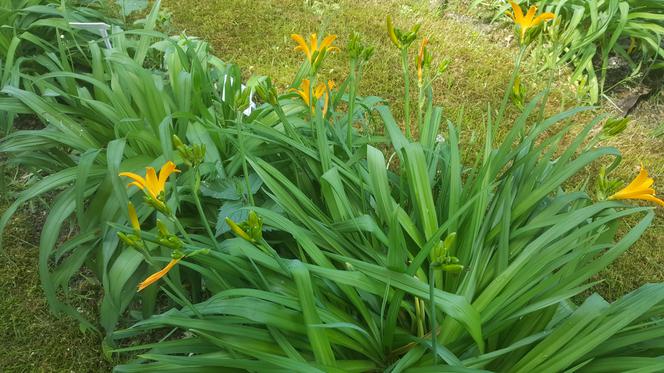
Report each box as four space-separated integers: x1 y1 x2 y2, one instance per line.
474 0 664 103
2 1 664 372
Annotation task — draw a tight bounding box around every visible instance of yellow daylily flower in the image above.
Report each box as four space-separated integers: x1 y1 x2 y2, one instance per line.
119 161 180 200
127 202 141 232
291 33 338 66
137 258 181 291
417 37 429 85
506 0 555 43
608 164 664 207
291 79 336 115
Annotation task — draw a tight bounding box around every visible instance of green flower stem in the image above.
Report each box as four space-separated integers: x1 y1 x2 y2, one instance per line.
258 238 291 276
273 102 302 144
192 168 220 250
171 216 194 245
138 238 202 318
347 59 357 149
309 75 316 116
417 84 425 136
429 265 438 364
496 45 527 128
537 65 557 124
401 47 412 139
236 117 255 206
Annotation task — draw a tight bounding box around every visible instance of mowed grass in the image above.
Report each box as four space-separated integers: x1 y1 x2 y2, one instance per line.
161 0 566 130
595 95 664 300
162 0 663 300
0 199 111 372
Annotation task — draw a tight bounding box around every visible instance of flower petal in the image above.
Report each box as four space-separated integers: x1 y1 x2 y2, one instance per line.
314 82 327 99
524 5 538 24
610 188 656 200
509 1 524 23
293 79 311 106
625 165 654 190
532 12 555 26
291 34 311 61
127 181 145 190
145 167 160 199
633 194 664 207
119 172 146 189
158 161 180 190
319 35 337 51
310 33 318 53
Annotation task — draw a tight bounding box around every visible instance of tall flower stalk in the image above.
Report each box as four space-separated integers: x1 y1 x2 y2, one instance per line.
496 0 555 128
387 16 420 140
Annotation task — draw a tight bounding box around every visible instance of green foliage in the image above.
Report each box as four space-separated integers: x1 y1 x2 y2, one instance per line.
475 0 664 103
0 0 270 332
1 1 663 372
0 0 117 135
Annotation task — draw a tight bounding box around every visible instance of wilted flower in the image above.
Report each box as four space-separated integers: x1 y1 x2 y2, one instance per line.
137 257 181 291
417 37 430 85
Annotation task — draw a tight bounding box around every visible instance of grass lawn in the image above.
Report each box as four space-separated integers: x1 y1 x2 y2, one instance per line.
0 199 110 372
1 0 662 370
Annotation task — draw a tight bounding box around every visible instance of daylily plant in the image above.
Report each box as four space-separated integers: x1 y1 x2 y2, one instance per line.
506 0 555 44
609 164 664 207
119 161 187 291
292 79 336 115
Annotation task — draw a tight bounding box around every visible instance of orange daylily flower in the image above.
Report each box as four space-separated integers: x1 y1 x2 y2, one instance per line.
292 79 336 115
506 0 555 43
119 161 180 200
127 202 141 232
609 164 664 207
137 258 181 291
417 37 429 85
291 33 338 66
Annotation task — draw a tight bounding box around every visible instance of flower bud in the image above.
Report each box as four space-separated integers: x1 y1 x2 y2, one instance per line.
441 264 464 274
226 217 254 242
